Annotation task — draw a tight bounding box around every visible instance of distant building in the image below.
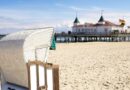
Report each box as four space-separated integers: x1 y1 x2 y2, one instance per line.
72 15 124 35
127 26 130 33
0 35 5 39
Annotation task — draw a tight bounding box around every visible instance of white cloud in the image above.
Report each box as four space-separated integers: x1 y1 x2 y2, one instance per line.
0 6 130 34
69 6 87 11
55 3 65 7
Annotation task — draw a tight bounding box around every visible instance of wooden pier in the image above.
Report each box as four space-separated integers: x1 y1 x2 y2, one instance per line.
1 34 130 43
55 33 130 43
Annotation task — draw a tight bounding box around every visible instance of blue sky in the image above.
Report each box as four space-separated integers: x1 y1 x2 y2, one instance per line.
0 0 130 34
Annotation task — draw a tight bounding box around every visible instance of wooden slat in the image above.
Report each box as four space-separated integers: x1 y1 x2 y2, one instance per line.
28 61 46 66
36 64 39 90
38 86 46 90
27 61 59 90
46 63 53 69
26 63 31 90
53 65 59 90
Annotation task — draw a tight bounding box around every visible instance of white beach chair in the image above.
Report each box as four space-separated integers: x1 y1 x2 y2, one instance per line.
0 28 59 90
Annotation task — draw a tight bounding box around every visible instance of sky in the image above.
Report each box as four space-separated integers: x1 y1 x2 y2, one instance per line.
0 0 130 34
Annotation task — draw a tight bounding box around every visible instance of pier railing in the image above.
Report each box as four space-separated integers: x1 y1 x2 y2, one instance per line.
55 33 130 42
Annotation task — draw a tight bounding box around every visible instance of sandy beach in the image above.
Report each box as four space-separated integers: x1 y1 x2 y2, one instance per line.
48 42 130 90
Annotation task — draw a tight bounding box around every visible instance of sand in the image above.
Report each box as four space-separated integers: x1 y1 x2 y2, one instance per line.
48 42 130 90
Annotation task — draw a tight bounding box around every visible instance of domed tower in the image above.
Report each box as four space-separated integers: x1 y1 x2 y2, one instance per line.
73 16 80 26
72 13 80 33
98 10 105 24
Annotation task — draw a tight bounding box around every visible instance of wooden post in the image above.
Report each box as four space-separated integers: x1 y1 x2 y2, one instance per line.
0 72 1 90
46 64 59 90
109 37 111 42
60 36 61 43
95 37 97 41
53 65 59 90
103 37 106 42
75 36 77 42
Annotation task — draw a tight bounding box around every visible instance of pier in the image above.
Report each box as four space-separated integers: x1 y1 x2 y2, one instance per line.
55 33 130 43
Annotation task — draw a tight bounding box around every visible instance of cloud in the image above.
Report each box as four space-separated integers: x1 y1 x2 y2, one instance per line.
69 6 87 11
55 3 65 7
55 3 88 11
55 3 102 12
55 24 72 33
65 6 130 25
0 6 130 34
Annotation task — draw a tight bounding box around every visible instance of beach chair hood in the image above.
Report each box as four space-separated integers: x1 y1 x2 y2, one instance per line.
0 28 54 88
